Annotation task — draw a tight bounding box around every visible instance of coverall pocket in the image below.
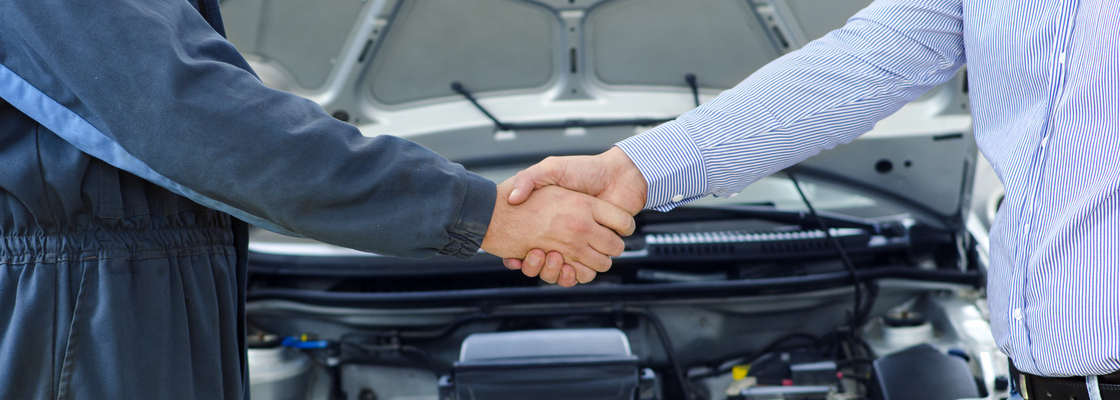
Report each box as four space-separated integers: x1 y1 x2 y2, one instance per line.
0 260 88 400
54 263 94 400
46 251 243 400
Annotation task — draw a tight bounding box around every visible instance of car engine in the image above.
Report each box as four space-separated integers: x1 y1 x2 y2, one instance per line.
245 277 1007 400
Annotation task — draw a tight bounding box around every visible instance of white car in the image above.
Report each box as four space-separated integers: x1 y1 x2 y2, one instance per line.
219 0 1008 399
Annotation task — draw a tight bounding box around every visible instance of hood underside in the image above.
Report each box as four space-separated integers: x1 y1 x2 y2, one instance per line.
218 0 975 220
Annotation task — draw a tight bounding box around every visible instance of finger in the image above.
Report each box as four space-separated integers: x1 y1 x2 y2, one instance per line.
587 224 627 258
524 249 545 272
503 258 522 270
557 266 577 287
590 197 636 236
521 251 548 278
570 262 598 284
519 252 546 277
569 243 613 273
546 251 564 269
539 253 563 284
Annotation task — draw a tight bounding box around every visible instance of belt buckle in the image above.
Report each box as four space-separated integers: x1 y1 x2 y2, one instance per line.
1020 373 1030 400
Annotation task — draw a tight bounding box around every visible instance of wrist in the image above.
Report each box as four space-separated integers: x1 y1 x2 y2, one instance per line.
440 174 497 259
614 121 706 211
603 146 648 212
480 183 510 255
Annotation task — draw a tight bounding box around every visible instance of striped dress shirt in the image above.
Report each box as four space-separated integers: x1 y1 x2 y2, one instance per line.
616 0 1120 377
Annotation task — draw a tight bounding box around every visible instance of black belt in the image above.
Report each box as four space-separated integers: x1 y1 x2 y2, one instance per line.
1011 364 1120 400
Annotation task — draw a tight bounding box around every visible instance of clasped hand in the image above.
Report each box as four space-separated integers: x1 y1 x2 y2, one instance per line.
480 147 647 287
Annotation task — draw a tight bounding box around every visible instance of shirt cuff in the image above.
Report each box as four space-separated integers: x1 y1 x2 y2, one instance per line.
439 172 496 259
615 121 708 211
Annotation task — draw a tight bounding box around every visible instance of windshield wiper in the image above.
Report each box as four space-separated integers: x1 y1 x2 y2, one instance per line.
451 79 700 131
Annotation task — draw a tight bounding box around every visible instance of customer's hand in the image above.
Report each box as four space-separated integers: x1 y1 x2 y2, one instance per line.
507 147 647 214
501 147 648 285
481 179 635 287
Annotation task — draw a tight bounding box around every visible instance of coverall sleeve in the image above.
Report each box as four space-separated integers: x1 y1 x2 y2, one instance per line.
616 0 967 211
0 0 495 259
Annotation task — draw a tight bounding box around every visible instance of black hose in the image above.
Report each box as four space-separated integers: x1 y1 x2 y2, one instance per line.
626 307 707 400
787 171 863 331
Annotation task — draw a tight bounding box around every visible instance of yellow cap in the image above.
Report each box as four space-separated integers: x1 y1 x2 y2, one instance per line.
732 365 750 380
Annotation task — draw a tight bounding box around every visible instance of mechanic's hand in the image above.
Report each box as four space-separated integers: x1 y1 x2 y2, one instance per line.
481 180 635 287
502 147 648 284
503 249 580 286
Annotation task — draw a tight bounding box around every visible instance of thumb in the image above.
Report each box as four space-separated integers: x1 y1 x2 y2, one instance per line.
506 163 559 205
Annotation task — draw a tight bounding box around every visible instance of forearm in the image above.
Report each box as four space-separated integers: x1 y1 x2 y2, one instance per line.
618 0 966 210
0 0 495 258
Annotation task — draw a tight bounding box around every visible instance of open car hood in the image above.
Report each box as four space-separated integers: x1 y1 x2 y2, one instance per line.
219 4 1009 400
220 0 976 220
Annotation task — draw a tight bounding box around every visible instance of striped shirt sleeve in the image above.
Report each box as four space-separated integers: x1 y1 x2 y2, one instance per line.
617 0 966 211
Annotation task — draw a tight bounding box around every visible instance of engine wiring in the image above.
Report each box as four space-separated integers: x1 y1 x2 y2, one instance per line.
686 332 821 380
654 172 878 400
685 329 878 399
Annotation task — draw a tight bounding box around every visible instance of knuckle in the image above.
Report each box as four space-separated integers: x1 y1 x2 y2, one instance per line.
566 218 589 233
565 245 582 259
554 218 576 233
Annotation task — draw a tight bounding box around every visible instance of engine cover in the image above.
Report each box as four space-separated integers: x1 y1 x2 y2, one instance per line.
442 328 640 400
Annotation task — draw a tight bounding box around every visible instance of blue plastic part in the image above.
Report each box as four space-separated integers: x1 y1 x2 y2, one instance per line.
282 336 330 349
947 348 971 362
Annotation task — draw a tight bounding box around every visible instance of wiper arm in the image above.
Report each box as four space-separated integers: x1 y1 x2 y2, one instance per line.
451 76 701 132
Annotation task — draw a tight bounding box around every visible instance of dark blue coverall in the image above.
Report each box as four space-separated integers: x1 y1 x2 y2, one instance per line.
0 0 497 398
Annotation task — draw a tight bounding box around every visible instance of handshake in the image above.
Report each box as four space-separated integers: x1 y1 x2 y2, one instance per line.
479 147 648 287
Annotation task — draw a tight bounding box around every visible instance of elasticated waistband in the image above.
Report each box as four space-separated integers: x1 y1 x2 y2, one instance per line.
0 225 237 265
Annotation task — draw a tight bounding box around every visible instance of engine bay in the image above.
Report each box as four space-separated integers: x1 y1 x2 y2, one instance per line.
245 277 1006 400
243 179 1005 400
